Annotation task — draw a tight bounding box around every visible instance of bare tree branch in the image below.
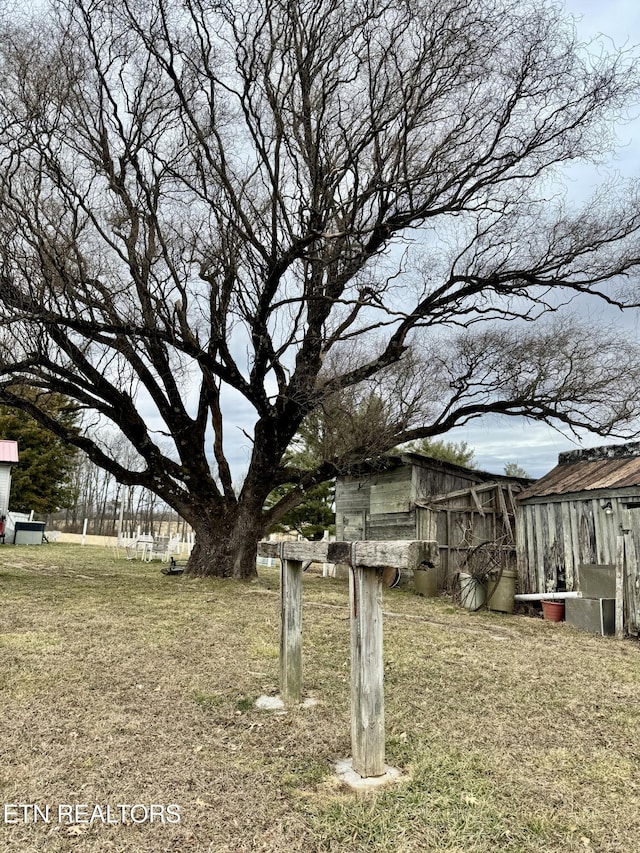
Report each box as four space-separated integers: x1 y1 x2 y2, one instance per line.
0 0 639 576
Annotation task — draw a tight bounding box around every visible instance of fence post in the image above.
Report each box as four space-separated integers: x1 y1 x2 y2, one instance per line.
280 556 303 703
349 563 386 778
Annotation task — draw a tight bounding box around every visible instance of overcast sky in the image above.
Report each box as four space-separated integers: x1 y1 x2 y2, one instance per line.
440 0 640 479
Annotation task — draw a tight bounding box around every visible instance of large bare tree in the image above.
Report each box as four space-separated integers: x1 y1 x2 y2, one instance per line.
0 0 640 577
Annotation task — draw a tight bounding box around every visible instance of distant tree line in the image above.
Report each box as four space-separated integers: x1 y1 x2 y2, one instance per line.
53 456 182 537
0 394 180 535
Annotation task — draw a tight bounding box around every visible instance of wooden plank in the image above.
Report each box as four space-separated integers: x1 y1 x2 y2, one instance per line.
534 504 548 592
615 535 625 639
366 511 416 541
561 501 574 590
525 505 537 593
568 502 581 588
420 481 508 504
600 499 615 565
370 479 411 514
624 533 638 636
417 504 501 515
581 502 597 564
497 485 513 543
416 508 437 540
514 502 527 592
469 486 485 517
593 499 606 565
350 565 385 778
548 502 560 591
280 558 303 703
446 511 452 583
260 539 441 571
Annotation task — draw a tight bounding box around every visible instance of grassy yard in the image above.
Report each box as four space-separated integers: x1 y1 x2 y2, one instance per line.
0 544 639 852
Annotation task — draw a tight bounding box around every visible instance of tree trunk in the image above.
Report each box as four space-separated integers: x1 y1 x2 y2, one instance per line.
185 502 265 579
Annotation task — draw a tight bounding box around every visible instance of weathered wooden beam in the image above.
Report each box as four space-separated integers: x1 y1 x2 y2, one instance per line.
258 540 329 563
469 485 486 517
259 539 439 572
350 565 385 778
330 540 439 570
421 480 521 504
615 535 625 640
497 486 514 542
624 533 639 635
280 558 303 703
419 505 502 514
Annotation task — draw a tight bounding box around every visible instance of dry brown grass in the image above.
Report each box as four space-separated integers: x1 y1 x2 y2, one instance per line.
1 545 639 852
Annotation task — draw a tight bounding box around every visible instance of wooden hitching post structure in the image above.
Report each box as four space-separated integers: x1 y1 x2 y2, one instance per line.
258 539 439 779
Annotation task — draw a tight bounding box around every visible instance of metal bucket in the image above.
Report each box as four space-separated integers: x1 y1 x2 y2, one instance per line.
486 569 518 614
414 567 438 597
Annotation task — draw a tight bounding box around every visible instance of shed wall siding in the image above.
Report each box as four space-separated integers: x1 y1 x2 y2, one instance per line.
0 467 11 514
517 496 633 593
412 467 482 502
336 468 415 541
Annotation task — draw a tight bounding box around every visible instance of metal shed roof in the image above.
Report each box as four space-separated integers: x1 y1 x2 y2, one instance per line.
341 451 532 485
0 440 18 464
519 443 640 500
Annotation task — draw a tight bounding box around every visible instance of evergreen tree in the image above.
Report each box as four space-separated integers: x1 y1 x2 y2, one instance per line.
266 481 335 541
503 462 531 478
265 424 335 540
402 439 477 469
0 392 79 514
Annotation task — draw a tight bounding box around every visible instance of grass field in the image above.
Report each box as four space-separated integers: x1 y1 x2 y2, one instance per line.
1 544 639 852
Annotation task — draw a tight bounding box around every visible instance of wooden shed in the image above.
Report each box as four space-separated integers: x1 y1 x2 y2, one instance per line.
335 453 531 586
0 439 18 515
516 443 640 631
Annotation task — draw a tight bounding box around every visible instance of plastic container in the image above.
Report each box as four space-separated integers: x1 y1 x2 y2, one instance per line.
459 571 486 611
541 599 565 622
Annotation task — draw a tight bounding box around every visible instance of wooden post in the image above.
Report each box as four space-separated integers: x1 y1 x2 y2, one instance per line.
624 533 639 635
615 535 625 640
257 538 440 763
349 563 386 778
280 557 303 703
